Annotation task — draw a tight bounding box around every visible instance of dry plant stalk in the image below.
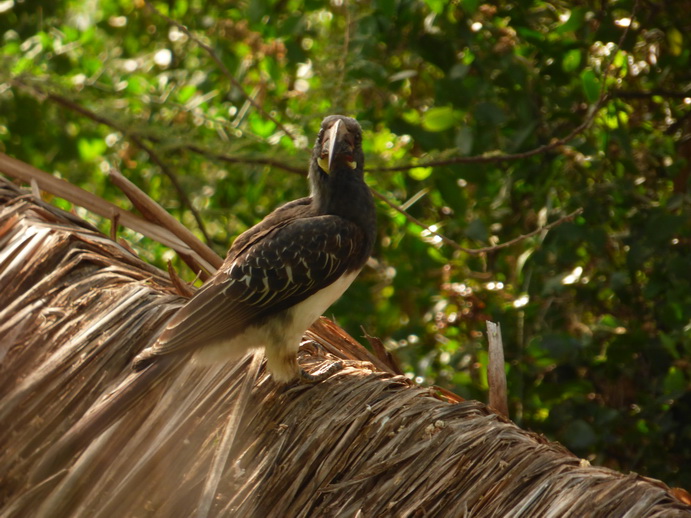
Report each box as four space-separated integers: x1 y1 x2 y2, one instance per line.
0 176 689 517
486 321 509 419
0 152 216 275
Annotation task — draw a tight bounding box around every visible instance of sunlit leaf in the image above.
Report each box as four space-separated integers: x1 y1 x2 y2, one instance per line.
556 7 586 34
77 138 107 162
422 107 458 132
177 85 197 104
667 28 683 56
423 0 445 14
562 49 581 72
409 166 432 181
249 115 277 138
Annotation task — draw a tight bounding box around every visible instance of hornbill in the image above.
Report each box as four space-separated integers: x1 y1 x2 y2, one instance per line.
133 115 376 382
29 115 376 483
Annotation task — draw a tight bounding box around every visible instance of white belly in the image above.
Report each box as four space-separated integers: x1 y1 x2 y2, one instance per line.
284 270 359 341
193 270 360 380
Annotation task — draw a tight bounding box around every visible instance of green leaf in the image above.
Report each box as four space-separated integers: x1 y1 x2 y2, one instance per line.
423 0 445 14
668 28 683 56
1 41 20 57
663 367 685 396
176 85 197 104
562 49 581 72
422 106 458 132
402 110 421 124
249 115 277 138
409 167 432 181
77 138 107 162
556 8 586 35
580 69 600 102
461 0 480 14
173 0 189 17
516 27 545 43
427 246 447 263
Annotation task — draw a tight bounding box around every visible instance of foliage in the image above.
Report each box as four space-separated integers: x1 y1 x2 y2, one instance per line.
1 0 690 488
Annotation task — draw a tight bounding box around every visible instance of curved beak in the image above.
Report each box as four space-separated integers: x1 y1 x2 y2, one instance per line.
319 119 356 173
326 119 349 172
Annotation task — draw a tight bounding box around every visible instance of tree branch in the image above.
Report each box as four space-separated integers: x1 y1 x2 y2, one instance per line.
183 144 305 175
16 79 307 177
369 116 601 173
613 89 691 99
470 208 583 254
128 134 215 247
373 189 583 255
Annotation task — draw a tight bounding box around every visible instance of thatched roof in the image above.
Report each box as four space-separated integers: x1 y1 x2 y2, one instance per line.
1 175 689 517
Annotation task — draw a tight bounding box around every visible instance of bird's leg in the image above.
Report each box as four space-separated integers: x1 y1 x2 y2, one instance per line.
299 361 344 383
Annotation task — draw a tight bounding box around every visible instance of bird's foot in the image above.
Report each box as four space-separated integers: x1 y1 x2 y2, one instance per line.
299 361 344 383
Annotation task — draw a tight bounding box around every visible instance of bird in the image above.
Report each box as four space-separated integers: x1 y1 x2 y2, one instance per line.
28 115 375 484
132 115 376 383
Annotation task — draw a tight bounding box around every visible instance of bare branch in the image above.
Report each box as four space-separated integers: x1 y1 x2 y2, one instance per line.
110 211 120 241
136 150 203 248
613 89 691 99
369 120 600 173
15 79 306 177
372 189 473 253
373 189 582 255
184 144 305 175
470 208 584 254
129 135 215 246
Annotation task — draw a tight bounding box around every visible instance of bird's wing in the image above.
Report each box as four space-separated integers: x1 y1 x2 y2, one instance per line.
147 214 368 356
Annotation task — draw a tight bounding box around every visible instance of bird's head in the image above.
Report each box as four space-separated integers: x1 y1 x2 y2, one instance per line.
311 115 364 180
308 114 375 238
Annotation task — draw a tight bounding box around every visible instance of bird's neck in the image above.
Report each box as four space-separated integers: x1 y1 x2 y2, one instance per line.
310 166 376 243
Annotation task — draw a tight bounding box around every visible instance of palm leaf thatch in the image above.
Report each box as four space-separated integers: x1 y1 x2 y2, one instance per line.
0 175 689 518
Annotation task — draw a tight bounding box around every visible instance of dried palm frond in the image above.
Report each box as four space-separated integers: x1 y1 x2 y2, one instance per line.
0 176 689 518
